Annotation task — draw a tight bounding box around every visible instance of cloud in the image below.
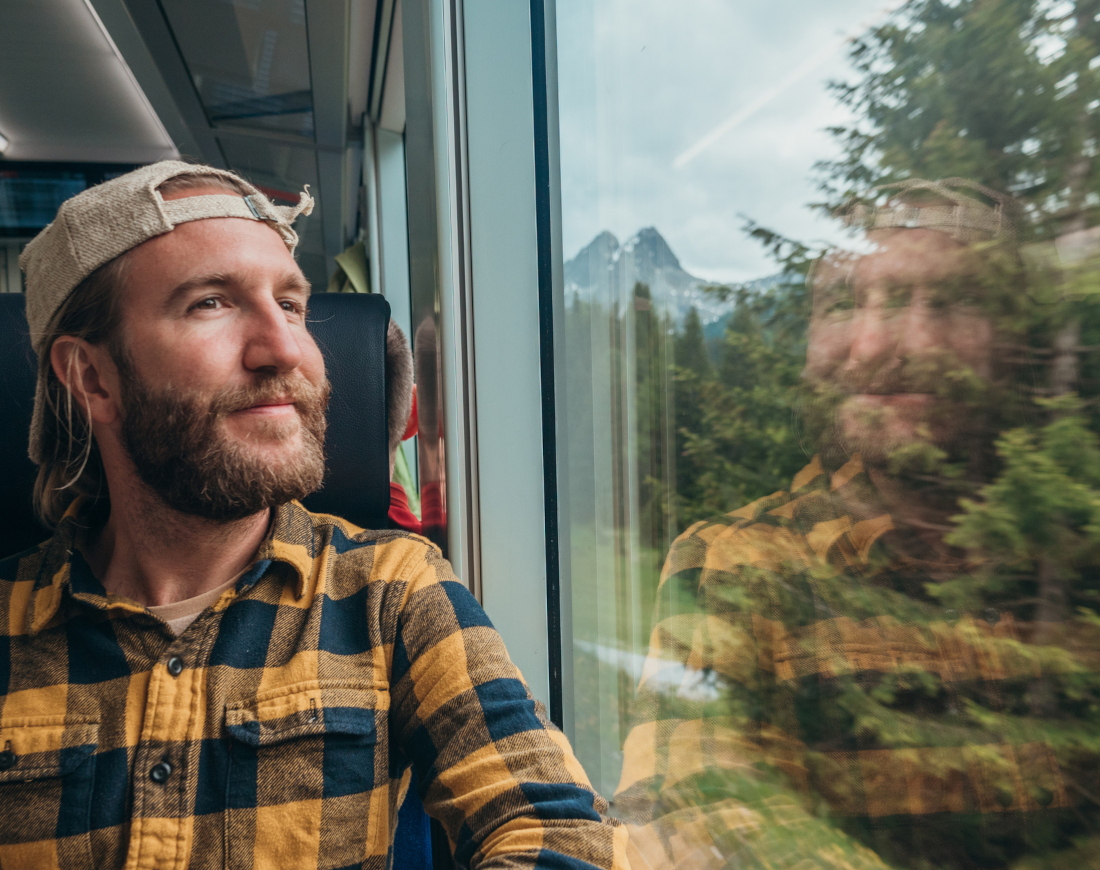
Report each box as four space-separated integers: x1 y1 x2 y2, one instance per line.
557 0 894 282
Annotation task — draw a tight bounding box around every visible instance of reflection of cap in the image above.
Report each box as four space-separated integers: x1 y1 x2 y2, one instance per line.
19 159 314 464
842 178 1019 244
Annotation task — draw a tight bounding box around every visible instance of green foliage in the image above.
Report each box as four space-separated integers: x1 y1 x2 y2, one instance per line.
951 407 1100 558
818 0 1100 235
672 280 812 527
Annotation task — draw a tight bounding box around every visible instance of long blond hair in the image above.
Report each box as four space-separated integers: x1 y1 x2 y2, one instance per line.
33 257 127 526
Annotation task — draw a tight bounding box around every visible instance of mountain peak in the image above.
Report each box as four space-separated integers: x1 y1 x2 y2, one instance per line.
621 227 683 273
574 230 620 260
566 226 694 295
564 231 621 289
564 225 797 328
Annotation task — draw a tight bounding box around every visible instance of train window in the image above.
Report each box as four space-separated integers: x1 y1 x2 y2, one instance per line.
552 1 1100 867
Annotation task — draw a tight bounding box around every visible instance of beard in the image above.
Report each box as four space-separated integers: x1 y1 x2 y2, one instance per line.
836 394 956 462
116 356 330 522
801 347 992 471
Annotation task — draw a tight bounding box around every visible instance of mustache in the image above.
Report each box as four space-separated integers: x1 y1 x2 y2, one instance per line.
833 359 925 395
827 353 968 396
205 373 331 417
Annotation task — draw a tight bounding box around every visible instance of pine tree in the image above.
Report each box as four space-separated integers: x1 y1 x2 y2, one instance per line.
675 307 711 379
818 0 1100 238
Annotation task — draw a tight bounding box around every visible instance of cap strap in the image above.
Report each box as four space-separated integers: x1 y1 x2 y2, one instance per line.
277 186 314 223
161 194 261 226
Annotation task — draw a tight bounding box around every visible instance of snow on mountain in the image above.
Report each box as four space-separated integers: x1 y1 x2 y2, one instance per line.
563 227 790 326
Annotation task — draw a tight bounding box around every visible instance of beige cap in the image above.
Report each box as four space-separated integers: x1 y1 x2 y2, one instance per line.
19 159 314 464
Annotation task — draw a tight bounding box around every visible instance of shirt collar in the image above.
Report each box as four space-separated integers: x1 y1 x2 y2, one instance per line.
256 500 317 599
26 499 319 634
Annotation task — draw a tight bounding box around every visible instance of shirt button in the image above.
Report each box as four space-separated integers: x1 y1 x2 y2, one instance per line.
984 608 1000 625
166 656 184 677
149 761 173 784
0 750 15 771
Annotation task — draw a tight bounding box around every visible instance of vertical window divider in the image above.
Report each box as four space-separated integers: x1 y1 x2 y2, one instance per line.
444 0 483 603
529 0 564 729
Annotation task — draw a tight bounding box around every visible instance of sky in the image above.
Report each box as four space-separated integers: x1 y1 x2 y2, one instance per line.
555 0 902 283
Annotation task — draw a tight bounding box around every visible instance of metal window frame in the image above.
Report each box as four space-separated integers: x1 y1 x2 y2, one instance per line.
401 0 567 721
401 0 481 597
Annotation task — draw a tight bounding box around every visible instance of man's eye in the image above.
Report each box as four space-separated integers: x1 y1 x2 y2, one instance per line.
281 300 306 315
192 297 222 311
885 285 912 308
927 289 969 309
822 296 855 314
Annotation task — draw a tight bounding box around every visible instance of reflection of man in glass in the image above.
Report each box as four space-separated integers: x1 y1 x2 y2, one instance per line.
617 181 1099 870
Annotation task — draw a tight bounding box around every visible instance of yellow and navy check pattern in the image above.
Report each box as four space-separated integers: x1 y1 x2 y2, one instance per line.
0 501 628 870
615 457 1099 870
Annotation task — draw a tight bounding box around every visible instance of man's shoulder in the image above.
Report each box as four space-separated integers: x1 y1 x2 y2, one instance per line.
0 538 49 585
665 483 809 568
301 507 437 556
289 503 455 594
0 540 51 641
662 456 873 582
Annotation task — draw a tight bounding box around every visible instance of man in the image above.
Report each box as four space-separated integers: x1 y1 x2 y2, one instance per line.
0 161 627 870
616 181 1099 870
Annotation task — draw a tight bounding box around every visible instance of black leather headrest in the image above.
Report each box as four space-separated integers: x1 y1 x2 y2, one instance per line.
0 295 44 559
300 293 391 529
0 292 391 560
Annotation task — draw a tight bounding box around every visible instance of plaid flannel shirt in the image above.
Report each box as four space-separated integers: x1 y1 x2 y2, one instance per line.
0 500 627 870
615 456 1099 870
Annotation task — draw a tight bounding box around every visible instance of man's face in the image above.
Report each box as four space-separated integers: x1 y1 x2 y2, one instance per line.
804 228 995 464
110 200 329 520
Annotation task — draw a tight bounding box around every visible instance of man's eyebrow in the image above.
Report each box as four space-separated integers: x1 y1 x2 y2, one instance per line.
165 272 237 309
164 271 312 308
277 274 313 298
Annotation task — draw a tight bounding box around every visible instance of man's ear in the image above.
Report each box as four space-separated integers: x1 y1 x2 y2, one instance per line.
49 336 121 426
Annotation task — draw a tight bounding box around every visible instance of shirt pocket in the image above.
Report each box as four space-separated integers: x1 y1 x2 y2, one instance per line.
223 682 390 870
0 717 98 867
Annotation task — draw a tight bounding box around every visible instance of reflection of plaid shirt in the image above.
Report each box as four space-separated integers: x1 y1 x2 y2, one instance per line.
0 501 626 870
616 457 1096 870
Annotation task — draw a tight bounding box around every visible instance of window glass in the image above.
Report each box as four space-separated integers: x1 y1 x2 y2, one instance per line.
160 0 314 138
555 2 1100 867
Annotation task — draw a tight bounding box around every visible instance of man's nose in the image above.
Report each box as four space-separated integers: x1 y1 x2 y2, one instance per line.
846 302 898 368
894 296 938 360
242 300 305 372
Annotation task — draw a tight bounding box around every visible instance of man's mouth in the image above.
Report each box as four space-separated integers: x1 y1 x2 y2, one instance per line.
233 397 297 416
848 393 936 409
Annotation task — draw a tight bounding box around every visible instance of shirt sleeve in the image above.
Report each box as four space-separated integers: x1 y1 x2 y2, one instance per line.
388 545 629 870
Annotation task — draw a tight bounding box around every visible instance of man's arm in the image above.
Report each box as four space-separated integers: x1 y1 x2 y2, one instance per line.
388 545 629 870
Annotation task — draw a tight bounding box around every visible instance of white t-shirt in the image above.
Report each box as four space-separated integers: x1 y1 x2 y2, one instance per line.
147 573 241 636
